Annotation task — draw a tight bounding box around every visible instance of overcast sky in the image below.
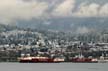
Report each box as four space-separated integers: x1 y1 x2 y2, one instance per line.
0 0 108 25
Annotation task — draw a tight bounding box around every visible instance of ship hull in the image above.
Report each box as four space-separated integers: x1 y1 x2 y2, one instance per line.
19 57 64 63
70 58 98 63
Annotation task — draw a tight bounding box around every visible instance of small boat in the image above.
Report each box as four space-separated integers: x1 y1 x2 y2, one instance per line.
70 55 98 63
98 56 108 63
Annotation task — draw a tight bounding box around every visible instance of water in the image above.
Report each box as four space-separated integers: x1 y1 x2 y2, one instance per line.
0 63 107 71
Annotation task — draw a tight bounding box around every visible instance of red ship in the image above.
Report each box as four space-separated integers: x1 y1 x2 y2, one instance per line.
18 56 64 63
70 55 98 63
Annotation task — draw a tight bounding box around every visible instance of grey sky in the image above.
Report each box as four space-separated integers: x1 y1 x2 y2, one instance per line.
0 0 108 25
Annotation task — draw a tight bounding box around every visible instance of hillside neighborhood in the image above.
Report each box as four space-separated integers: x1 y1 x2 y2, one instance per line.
0 27 107 62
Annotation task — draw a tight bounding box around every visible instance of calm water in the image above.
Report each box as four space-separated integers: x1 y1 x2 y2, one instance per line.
0 63 107 71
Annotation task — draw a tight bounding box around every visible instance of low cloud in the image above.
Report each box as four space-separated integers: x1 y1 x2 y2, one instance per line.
99 4 108 17
74 2 108 17
0 0 48 24
76 27 90 34
51 0 75 17
1 0 108 25
74 3 100 17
